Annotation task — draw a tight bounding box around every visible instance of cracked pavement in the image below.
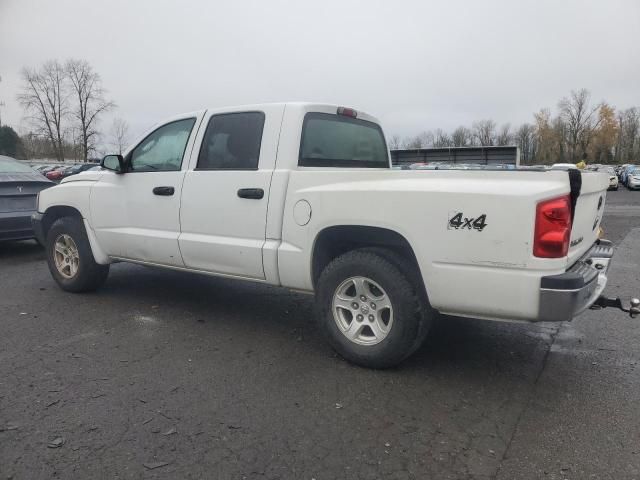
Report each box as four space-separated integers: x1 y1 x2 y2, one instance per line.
1 188 640 479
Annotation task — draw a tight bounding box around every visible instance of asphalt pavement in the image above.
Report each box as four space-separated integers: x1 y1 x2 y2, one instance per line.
1 187 639 479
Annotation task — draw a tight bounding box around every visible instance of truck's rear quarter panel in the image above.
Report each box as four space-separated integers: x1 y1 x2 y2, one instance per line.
279 169 608 322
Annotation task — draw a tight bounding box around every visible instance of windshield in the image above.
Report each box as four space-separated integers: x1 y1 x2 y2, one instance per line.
299 113 389 168
0 156 34 173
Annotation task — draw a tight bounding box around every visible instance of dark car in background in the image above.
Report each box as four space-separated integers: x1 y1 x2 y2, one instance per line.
0 155 53 242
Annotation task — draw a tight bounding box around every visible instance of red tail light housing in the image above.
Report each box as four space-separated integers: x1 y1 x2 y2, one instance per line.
533 194 572 258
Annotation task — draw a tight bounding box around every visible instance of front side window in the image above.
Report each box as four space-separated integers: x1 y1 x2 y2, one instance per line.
196 112 265 170
299 113 389 168
130 118 196 172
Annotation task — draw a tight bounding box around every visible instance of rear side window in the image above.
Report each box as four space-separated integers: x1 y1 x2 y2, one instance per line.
197 112 265 170
299 113 389 168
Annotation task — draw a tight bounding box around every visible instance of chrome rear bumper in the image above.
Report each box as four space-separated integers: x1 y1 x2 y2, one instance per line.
538 239 613 322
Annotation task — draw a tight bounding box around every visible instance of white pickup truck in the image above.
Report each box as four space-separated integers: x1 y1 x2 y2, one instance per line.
33 103 629 368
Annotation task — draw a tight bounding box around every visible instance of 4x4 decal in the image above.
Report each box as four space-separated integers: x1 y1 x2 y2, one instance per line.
448 212 488 231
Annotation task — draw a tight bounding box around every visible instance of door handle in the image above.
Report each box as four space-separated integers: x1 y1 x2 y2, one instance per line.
153 186 175 196
237 188 264 199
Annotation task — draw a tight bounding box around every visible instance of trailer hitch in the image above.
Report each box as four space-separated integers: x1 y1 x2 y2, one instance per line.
590 296 640 318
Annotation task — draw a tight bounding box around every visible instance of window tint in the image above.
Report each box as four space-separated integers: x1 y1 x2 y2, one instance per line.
299 113 389 168
196 112 265 170
130 118 196 172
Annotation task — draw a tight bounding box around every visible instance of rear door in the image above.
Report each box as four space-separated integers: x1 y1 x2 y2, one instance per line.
178 105 284 279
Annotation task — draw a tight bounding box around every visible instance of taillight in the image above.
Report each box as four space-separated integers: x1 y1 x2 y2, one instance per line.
533 194 572 258
337 107 358 118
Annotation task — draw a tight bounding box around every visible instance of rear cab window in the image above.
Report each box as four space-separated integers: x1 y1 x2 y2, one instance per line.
298 112 389 168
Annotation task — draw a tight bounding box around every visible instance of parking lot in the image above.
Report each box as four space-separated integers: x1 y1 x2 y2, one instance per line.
1 188 639 480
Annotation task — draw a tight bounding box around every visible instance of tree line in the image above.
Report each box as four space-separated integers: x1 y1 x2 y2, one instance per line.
3 73 638 167
390 89 639 165
2 59 130 162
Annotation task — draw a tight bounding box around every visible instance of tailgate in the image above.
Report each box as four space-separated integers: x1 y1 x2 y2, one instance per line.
567 171 609 264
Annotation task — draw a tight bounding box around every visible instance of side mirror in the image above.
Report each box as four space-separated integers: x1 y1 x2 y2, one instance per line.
101 154 125 173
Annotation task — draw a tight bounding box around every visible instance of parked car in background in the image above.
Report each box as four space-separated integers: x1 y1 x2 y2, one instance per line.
0 155 53 242
618 164 629 181
621 164 636 186
36 165 58 175
45 166 68 182
598 166 619 190
60 163 99 179
626 167 640 190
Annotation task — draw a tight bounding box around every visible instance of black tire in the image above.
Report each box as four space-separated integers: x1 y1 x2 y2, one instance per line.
46 216 109 292
315 249 434 369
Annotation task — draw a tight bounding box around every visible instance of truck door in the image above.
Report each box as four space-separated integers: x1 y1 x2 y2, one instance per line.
178 105 284 279
91 115 202 266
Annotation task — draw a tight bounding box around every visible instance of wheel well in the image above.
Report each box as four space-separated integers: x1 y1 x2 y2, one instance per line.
42 206 83 238
311 225 426 293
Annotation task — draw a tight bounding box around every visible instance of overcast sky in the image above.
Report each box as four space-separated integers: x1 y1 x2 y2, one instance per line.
1 0 639 149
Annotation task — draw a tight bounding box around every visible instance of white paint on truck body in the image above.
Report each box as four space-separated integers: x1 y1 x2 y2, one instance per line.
38 102 609 323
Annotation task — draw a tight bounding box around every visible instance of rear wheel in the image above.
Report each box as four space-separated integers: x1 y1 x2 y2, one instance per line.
46 216 109 292
315 249 433 368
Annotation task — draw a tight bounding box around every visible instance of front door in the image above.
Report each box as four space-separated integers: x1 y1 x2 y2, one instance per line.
179 106 283 279
91 115 201 266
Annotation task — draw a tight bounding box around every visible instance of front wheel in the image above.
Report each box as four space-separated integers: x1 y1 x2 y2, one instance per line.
46 216 109 292
315 249 433 368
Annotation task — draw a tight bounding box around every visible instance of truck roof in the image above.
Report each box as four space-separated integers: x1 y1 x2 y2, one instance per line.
166 102 381 126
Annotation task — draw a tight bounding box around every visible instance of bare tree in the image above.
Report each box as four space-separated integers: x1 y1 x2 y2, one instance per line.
403 131 433 149
66 59 114 161
403 135 423 149
451 126 472 147
472 119 496 146
558 89 601 162
515 123 536 164
388 134 402 150
110 117 130 155
495 123 512 146
432 129 452 148
417 131 434 148
616 107 640 162
17 61 68 161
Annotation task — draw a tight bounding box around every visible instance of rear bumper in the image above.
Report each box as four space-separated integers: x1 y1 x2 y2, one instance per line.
0 210 37 241
538 239 613 322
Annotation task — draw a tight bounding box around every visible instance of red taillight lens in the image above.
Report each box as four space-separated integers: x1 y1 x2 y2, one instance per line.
533 195 572 258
